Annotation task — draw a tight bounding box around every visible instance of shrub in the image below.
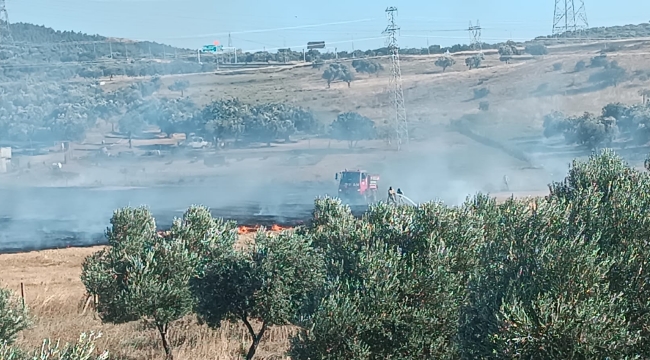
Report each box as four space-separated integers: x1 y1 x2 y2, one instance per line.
479 101 489 111
0 332 109 360
0 287 30 345
553 62 563 71
351 59 383 74
472 87 490 99
435 55 456 72
575 60 586 72
590 54 609 67
525 43 548 55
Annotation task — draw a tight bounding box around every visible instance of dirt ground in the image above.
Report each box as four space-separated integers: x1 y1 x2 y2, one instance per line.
0 232 299 360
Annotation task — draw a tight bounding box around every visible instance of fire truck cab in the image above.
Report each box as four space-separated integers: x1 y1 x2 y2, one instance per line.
335 169 379 204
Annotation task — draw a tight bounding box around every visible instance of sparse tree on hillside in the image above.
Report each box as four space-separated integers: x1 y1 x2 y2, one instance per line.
465 54 483 70
81 207 198 359
575 60 586 72
168 80 190 97
498 41 520 64
191 231 326 360
330 112 376 148
524 43 548 55
322 63 354 88
351 59 383 75
435 55 456 72
590 54 609 68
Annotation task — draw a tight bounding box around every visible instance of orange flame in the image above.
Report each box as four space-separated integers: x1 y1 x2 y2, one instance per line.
237 224 292 234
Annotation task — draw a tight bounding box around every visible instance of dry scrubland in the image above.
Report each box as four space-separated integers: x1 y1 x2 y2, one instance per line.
0 233 297 360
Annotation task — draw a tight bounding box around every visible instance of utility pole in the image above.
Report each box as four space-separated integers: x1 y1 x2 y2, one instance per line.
383 6 408 151
552 0 589 36
0 0 13 44
468 20 482 53
228 33 233 64
109 41 113 58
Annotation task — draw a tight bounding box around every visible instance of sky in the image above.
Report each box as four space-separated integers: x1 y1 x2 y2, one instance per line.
6 0 650 52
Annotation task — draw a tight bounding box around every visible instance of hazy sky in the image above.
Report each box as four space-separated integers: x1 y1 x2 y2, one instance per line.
7 0 650 51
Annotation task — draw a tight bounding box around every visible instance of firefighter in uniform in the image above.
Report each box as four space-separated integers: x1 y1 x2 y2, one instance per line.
396 188 403 204
387 186 397 204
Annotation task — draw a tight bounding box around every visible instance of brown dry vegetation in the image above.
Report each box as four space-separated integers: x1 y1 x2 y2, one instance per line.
0 233 293 360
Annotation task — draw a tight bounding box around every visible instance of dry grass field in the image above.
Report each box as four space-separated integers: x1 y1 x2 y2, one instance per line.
0 232 298 360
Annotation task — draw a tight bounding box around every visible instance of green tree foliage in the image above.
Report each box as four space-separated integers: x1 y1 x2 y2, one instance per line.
575 59 587 72
196 99 318 144
524 43 548 55
498 41 520 63
351 59 383 75
167 80 190 97
329 112 376 148
322 63 354 88
465 53 483 70
0 288 30 346
287 151 650 358
191 230 326 360
589 61 627 87
0 332 109 360
544 102 650 146
434 54 456 72
80 207 198 359
590 53 609 67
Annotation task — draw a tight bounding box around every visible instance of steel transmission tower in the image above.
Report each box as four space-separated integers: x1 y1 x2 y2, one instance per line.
552 0 589 36
0 0 13 44
382 6 408 151
468 20 482 53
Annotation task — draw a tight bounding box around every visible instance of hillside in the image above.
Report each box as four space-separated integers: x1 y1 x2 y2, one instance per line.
0 21 647 84
1 22 650 195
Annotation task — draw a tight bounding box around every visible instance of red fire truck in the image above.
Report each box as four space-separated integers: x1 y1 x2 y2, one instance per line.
335 169 380 204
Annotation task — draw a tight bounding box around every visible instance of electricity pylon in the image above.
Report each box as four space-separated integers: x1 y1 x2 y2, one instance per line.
382 6 408 151
552 0 589 36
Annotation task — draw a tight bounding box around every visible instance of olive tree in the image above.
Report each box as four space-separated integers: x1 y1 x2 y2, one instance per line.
0 287 30 345
191 230 326 360
329 112 376 148
168 80 190 97
80 207 197 359
435 55 456 72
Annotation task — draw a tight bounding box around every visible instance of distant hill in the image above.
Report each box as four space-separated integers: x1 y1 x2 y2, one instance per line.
1 21 650 83
536 22 650 41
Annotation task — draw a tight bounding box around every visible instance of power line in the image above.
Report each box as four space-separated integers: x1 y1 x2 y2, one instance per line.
383 6 408 151
553 0 589 36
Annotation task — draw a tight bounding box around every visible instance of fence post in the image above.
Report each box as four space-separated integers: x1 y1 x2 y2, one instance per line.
20 282 25 309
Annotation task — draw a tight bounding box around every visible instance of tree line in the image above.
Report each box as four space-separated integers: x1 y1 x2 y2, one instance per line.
4 150 650 358
0 21 563 83
0 75 381 147
543 95 650 149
